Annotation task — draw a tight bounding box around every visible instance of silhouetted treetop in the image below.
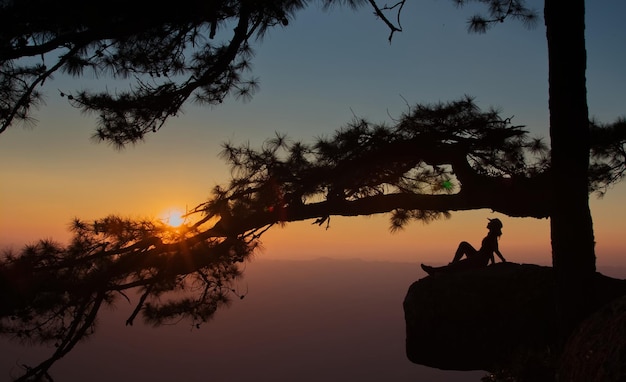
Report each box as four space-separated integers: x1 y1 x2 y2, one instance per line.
0 0 540 147
207 98 625 231
1 214 254 381
0 0 314 146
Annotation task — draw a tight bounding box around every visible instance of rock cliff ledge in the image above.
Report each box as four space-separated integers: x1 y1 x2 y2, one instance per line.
403 262 626 374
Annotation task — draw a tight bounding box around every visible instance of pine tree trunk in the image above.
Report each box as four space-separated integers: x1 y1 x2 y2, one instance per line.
544 0 596 340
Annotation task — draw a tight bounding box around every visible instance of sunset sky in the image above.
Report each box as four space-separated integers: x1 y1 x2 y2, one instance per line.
2 2 626 381
1 0 626 269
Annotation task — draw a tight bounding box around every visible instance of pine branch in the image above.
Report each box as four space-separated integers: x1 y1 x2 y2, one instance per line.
367 0 406 42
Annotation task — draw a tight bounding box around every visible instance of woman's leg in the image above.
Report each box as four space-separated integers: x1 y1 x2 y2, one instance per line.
452 241 478 262
421 258 476 275
421 242 479 275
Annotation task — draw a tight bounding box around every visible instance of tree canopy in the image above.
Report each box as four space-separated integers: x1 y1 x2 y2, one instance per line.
0 0 296 145
0 0 542 147
0 0 384 147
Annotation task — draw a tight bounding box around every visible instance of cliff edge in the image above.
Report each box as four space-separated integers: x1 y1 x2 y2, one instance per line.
403 262 626 377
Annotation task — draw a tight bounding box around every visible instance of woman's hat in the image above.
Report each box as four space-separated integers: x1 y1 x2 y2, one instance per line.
487 218 503 229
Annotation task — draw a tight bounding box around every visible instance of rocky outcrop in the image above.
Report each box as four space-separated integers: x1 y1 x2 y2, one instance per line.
403 262 626 373
559 294 626 382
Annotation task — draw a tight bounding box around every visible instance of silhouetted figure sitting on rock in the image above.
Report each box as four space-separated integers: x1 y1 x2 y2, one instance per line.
421 218 507 275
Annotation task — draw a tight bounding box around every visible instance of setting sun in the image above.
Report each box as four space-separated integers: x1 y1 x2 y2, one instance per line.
161 209 185 228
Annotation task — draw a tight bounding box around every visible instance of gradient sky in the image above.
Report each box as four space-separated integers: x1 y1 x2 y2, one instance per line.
1 0 626 268
2 2 626 381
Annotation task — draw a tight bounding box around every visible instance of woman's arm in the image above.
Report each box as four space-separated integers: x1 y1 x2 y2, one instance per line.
493 240 506 262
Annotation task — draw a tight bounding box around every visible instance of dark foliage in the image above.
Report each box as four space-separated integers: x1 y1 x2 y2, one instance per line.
208 98 625 228
0 215 255 381
0 0 399 148
0 0 312 146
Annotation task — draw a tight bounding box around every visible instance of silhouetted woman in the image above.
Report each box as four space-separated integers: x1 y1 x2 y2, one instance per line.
420 218 506 275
